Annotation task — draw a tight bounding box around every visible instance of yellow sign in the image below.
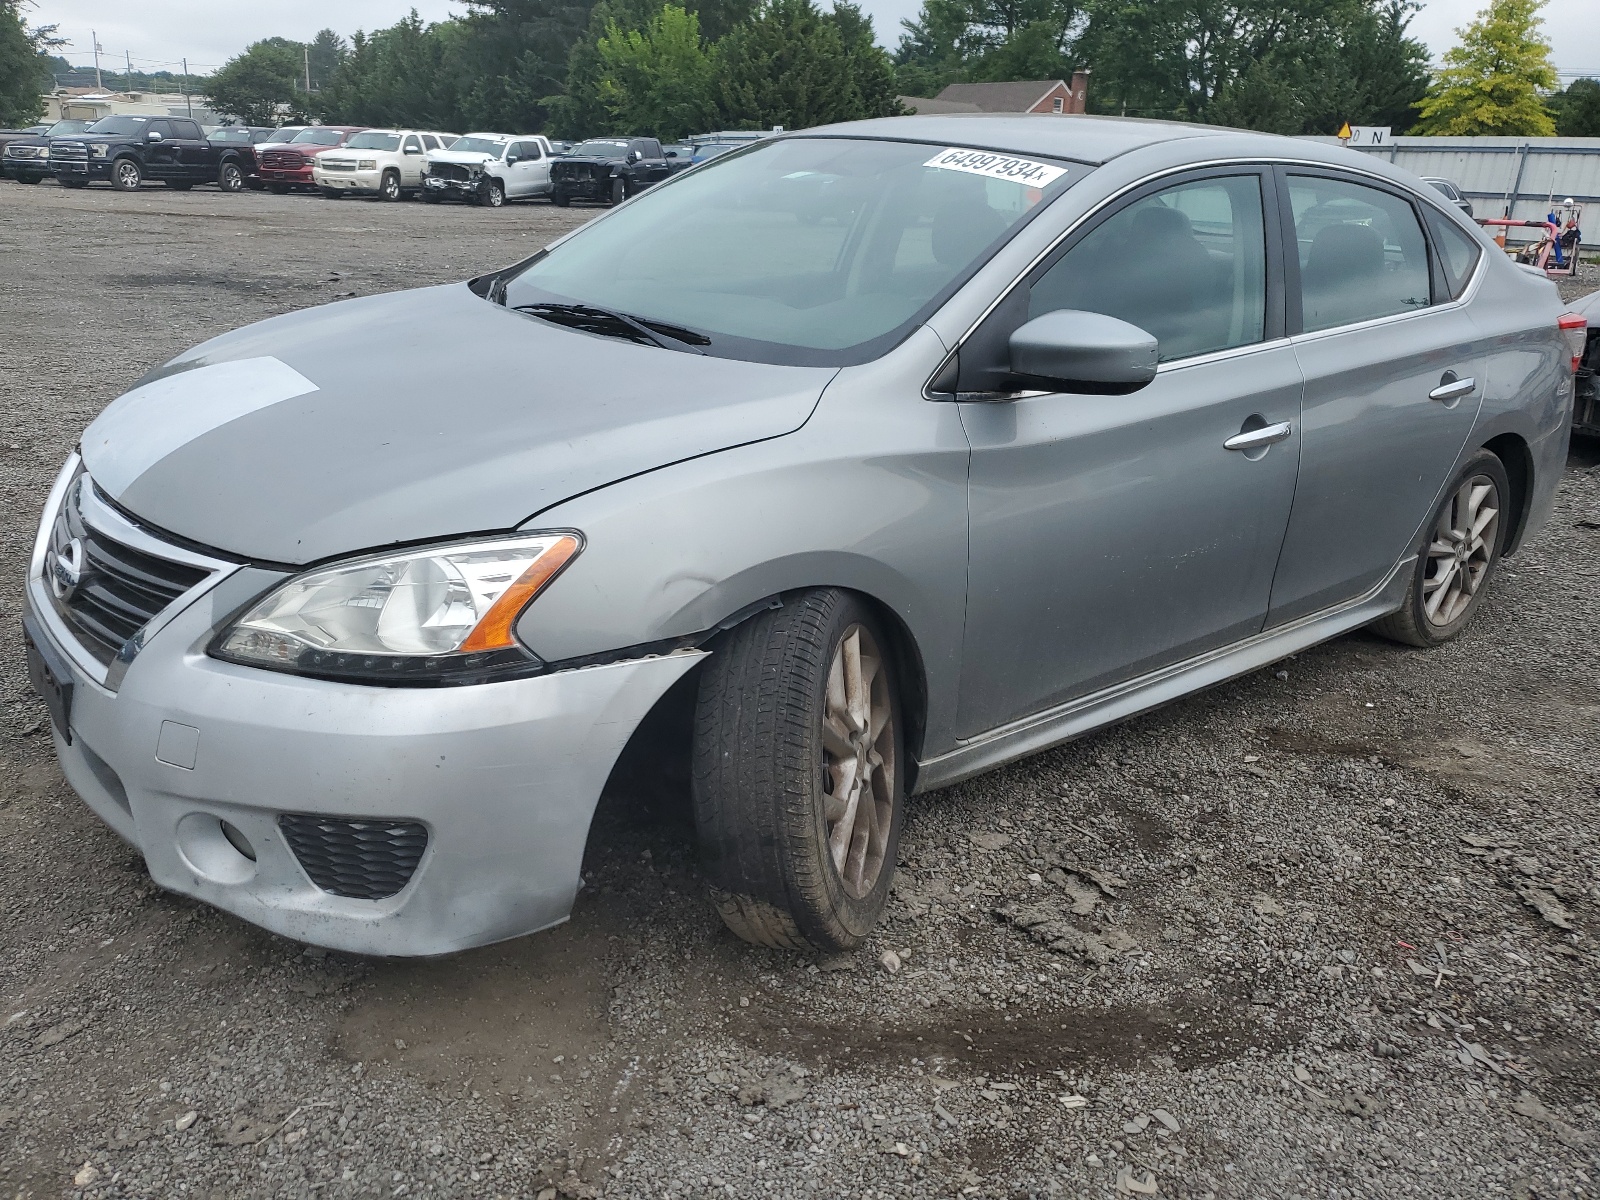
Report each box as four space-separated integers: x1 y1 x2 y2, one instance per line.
1336 121 1352 140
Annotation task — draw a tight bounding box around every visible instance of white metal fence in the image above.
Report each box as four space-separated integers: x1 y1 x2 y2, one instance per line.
1304 135 1600 250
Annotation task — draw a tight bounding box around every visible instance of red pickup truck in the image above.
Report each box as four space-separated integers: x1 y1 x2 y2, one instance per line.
256 127 365 194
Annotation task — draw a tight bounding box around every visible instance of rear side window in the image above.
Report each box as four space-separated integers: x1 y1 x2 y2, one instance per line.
1288 175 1430 332
1030 174 1268 362
173 120 202 140
1425 208 1484 300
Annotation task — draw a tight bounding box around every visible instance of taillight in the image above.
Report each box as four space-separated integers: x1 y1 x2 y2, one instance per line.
1559 312 1588 373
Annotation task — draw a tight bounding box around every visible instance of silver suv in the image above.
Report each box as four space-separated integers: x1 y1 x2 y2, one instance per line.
25 116 1577 957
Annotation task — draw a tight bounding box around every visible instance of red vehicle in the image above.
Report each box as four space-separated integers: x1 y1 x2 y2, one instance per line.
257 127 365 194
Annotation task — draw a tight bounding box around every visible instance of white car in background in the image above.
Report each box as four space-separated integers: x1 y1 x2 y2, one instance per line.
313 129 459 201
420 133 557 207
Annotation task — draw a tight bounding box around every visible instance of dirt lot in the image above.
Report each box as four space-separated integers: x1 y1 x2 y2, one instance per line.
2 179 1599 1200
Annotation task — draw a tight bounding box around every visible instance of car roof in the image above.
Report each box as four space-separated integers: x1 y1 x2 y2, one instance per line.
793 113 1282 167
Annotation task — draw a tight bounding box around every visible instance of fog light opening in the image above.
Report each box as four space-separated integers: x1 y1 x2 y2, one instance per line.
220 820 257 862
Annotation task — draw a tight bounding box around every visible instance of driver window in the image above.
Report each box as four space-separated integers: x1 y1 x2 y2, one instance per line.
402 135 422 154
421 134 440 150
1030 174 1267 362
521 143 542 161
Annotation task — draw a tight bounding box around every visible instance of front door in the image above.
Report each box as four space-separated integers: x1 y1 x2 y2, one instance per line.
400 134 425 187
957 168 1304 737
143 120 178 179
1265 169 1487 625
508 141 548 197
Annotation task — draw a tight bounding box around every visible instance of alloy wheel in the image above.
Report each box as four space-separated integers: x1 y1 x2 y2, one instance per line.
1422 474 1499 627
114 161 140 189
821 624 896 899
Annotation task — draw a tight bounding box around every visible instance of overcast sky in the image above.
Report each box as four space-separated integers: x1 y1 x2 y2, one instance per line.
31 0 1600 83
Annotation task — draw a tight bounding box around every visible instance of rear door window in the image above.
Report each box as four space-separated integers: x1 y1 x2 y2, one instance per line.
1287 174 1431 332
421 134 440 150
1029 174 1268 361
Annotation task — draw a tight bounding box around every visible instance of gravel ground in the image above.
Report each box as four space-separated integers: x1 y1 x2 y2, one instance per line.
3 180 1600 1200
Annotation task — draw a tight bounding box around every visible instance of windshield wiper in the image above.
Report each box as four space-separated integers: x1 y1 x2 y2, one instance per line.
512 302 710 354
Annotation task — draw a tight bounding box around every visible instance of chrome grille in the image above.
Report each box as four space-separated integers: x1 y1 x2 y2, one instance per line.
43 475 211 665
320 160 356 172
50 143 88 162
260 149 305 170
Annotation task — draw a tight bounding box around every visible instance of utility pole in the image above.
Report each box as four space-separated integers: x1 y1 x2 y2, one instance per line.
304 46 311 94
183 58 191 117
125 50 133 95
92 30 102 90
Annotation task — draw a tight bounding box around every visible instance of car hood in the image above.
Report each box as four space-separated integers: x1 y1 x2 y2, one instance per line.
427 150 498 167
80 284 834 565
1571 288 1600 324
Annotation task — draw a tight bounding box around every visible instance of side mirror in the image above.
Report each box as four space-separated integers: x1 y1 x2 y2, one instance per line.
146 131 163 142
665 150 678 158
626 150 641 164
505 154 519 165
1008 310 1158 393
404 145 421 155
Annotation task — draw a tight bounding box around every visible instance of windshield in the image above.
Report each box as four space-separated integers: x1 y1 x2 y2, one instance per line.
694 144 736 160
48 120 92 136
264 128 304 143
449 137 508 156
345 131 401 151
571 140 629 159
502 138 1079 366
291 128 345 146
209 129 248 143
86 116 151 136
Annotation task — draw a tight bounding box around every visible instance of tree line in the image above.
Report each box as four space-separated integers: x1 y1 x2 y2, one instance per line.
7 0 1598 139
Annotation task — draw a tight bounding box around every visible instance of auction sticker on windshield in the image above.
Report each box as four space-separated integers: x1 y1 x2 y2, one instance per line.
924 148 1067 188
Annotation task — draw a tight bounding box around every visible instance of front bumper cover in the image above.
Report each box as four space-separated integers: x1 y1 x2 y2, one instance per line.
24 471 703 956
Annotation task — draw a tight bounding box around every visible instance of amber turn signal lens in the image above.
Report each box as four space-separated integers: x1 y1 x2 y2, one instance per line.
458 534 581 653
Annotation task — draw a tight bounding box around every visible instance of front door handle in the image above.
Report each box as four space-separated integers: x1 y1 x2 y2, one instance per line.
1429 374 1476 404
1224 420 1293 452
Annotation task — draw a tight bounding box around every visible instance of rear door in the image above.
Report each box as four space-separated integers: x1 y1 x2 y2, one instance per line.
635 139 670 186
171 119 212 180
1266 168 1488 625
956 166 1304 735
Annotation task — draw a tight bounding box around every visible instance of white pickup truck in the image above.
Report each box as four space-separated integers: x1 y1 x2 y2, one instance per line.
420 133 558 207
312 129 459 201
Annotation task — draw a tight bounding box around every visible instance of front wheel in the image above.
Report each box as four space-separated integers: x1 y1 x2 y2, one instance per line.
218 162 244 192
692 589 904 953
1372 448 1510 647
551 190 569 207
379 170 400 201
111 158 142 191
481 179 505 208
610 177 626 206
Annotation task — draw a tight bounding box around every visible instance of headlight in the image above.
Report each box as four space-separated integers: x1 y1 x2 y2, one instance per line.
211 533 581 684
358 159 377 171
89 143 108 158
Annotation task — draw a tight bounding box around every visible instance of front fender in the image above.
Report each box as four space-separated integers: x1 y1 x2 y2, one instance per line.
514 326 972 758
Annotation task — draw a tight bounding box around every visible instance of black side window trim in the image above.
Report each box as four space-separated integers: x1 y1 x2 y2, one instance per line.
954 164 1285 395
1274 165 1440 337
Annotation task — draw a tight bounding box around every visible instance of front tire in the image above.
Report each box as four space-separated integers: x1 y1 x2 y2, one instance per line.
693 590 904 953
481 179 505 208
111 158 142 191
379 170 400 201
610 177 626 206
1372 448 1509 647
551 190 569 207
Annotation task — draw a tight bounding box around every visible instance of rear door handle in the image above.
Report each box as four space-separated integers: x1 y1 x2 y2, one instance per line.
1224 420 1293 452
1429 376 1476 403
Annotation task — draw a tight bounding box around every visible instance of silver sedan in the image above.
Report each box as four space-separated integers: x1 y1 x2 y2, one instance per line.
25 116 1578 956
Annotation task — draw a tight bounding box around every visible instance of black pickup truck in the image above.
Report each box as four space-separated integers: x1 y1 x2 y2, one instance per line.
549 137 676 206
49 115 252 192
